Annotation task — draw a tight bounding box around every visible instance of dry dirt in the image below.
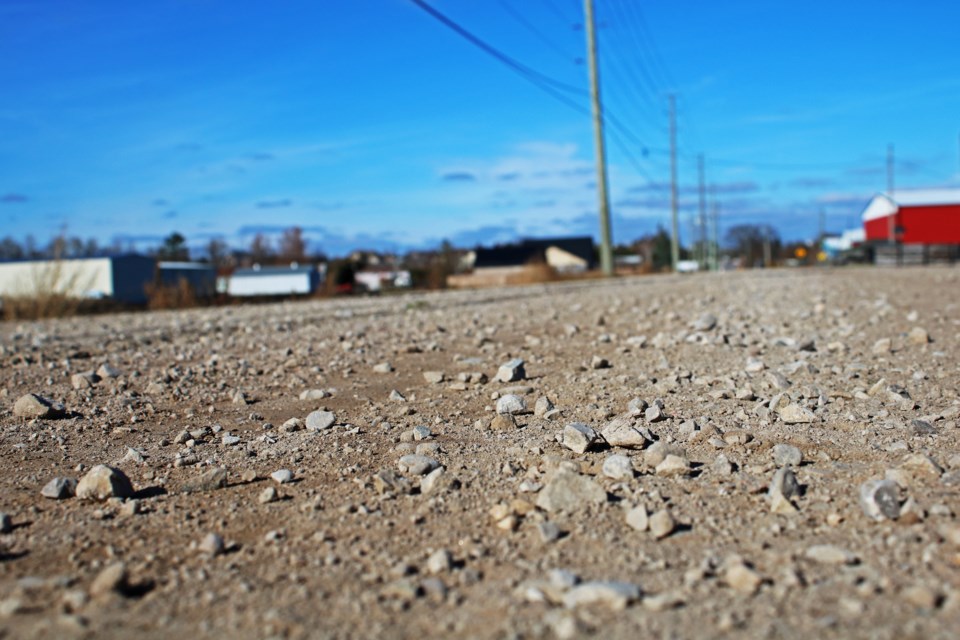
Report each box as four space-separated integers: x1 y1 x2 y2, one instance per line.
1 267 959 639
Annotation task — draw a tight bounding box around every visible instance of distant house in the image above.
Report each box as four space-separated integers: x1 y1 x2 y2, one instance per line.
355 268 412 292
472 237 594 272
158 262 217 297
225 263 322 297
614 254 644 273
449 237 595 288
0 254 155 304
822 229 866 255
862 189 960 244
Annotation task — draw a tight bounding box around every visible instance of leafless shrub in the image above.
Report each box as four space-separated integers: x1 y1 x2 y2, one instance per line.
1 252 96 321
145 278 197 310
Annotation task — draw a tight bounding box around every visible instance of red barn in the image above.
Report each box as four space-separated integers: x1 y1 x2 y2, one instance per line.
862 189 960 244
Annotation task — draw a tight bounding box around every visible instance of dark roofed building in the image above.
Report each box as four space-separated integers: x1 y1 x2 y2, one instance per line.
450 236 596 288
473 236 595 271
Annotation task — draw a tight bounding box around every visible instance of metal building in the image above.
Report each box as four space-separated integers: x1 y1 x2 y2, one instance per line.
225 264 321 297
158 262 217 298
0 254 155 304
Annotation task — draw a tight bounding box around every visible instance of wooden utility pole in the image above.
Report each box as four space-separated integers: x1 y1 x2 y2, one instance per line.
583 0 613 276
669 95 679 271
710 197 719 271
887 143 896 243
698 154 706 270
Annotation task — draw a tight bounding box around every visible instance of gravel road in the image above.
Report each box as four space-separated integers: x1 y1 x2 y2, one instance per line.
1 267 958 639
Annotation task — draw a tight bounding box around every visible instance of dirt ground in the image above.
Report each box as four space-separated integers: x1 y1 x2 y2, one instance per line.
0 266 958 639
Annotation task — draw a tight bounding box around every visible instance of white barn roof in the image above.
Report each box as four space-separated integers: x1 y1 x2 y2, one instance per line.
862 188 960 222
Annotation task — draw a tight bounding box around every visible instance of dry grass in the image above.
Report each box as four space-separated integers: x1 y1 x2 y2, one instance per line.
504 262 560 285
2 293 83 321
2 258 96 321
145 278 197 310
447 263 612 289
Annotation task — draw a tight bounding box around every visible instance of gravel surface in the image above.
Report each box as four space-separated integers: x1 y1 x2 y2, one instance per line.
1 267 959 639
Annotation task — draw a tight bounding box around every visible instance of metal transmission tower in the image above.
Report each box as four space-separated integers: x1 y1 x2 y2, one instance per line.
583 0 614 276
668 95 680 271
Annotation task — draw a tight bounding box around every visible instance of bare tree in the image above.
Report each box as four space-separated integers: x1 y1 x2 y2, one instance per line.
0 236 24 260
725 224 780 267
83 238 99 257
278 226 307 264
250 233 274 265
206 237 230 269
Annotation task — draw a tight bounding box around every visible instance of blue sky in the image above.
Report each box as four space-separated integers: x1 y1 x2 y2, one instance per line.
2 0 959 257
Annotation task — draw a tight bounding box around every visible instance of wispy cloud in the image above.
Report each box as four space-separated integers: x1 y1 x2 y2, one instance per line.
440 171 476 182
255 199 292 209
310 201 345 211
1 193 28 203
816 192 871 206
626 181 759 196
790 177 834 189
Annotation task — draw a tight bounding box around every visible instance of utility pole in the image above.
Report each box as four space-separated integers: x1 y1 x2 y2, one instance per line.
697 154 706 270
818 207 826 262
668 94 680 271
886 143 895 244
710 197 719 271
583 0 613 276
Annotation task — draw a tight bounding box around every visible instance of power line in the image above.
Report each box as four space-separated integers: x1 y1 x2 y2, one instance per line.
497 0 578 63
606 1 703 156
407 0 586 97
540 0 575 26
408 0 657 181
600 0 668 101
606 127 656 182
617 1 677 91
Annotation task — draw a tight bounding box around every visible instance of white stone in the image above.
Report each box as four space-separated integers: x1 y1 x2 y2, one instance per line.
305 410 336 431
562 422 597 454
496 394 526 415
76 465 134 501
602 454 634 479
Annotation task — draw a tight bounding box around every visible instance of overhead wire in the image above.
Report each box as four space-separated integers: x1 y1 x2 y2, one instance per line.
408 0 658 184
599 0 668 105
497 0 579 63
605 0 705 157
617 0 676 92
408 0 587 97
540 0 575 26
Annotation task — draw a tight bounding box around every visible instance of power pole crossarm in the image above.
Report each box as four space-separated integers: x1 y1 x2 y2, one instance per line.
583 0 614 276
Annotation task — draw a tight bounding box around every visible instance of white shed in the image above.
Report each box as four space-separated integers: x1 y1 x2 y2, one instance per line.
226 264 320 297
